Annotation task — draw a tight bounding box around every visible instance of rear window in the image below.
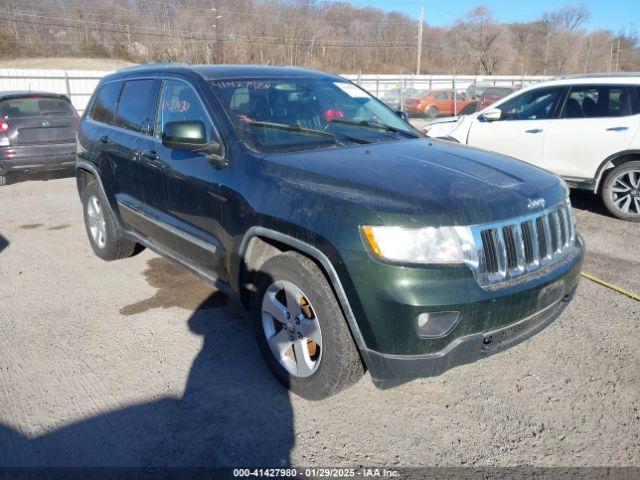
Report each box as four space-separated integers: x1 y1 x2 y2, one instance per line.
90 82 122 125
0 97 75 118
561 85 634 118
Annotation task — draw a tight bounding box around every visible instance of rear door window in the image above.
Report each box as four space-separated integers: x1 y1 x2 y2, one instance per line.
0 97 75 118
114 80 158 135
561 85 634 118
90 82 122 125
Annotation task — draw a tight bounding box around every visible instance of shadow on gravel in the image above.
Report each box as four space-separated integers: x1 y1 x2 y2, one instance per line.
569 189 613 219
0 291 294 468
0 234 8 253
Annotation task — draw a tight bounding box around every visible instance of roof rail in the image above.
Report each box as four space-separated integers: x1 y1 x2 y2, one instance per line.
116 62 190 72
553 72 640 80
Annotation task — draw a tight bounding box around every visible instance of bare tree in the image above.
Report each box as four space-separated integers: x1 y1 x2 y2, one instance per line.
0 0 638 74
543 4 590 32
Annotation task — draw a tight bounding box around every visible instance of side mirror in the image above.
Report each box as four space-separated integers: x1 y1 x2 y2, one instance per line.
162 120 224 159
395 110 410 123
480 108 502 122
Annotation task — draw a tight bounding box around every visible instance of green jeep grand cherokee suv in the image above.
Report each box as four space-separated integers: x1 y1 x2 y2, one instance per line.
76 65 583 399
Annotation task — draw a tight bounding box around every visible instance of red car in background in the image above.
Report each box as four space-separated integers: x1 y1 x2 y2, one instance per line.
477 86 516 110
402 90 429 117
417 89 472 118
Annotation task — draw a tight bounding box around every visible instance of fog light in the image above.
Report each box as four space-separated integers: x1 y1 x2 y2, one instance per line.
416 311 460 338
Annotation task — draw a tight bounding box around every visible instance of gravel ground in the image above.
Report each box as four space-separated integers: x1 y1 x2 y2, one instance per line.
0 177 638 468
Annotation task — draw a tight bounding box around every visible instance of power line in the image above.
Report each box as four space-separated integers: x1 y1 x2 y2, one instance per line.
5 0 420 27
1 10 422 46
0 15 422 48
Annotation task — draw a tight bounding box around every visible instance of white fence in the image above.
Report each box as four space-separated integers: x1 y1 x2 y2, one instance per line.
0 69 108 113
0 68 553 113
341 74 552 97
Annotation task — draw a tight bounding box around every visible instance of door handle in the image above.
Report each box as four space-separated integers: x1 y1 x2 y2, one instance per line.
97 135 110 143
606 126 629 132
141 150 160 162
525 129 543 134
141 150 163 169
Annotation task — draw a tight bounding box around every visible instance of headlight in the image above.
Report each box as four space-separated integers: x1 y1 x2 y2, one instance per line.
361 225 478 266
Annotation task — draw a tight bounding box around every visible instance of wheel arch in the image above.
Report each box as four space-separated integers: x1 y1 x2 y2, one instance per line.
238 227 369 355
594 149 640 193
76 161 126 232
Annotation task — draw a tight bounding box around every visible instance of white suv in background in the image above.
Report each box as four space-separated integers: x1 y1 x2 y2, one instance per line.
440 74 640 221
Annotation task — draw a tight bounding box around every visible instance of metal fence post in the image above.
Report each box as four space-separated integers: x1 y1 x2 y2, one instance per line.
376 77 379 97
453 75 457 116
64 72 71 100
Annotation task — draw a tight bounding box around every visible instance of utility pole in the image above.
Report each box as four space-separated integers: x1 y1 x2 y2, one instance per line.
416 6 424 75
543 32 550 76
615 38 621 72
608 42 614 72
583 36 591 73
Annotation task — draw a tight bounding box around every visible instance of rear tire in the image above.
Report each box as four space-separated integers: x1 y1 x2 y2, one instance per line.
81 181 140 260
601 161 640 222
252 251 364 400
426 106 439 118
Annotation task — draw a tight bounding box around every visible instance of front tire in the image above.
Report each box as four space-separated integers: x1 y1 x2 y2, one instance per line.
0 175 6 186
82 181 140 260
252 251 364 400
601 161 640 222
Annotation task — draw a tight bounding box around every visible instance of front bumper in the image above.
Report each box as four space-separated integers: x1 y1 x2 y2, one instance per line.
343 235 584 385
0 143 76 175
364 287 575 388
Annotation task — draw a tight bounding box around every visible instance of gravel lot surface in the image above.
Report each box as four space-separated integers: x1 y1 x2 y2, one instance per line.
0 176 638 468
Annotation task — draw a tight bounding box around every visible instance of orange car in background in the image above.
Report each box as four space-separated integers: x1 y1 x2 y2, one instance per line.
417 89 472 118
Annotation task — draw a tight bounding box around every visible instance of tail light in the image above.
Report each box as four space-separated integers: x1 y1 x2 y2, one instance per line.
0 119 9 133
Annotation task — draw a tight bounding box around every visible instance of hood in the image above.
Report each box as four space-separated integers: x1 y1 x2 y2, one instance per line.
262 138 567 227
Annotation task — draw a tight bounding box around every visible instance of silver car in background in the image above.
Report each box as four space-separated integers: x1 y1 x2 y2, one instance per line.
0 91 78 186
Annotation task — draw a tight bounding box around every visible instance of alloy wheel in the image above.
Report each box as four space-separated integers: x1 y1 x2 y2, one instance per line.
261 280 322 378
609 169 640 217
86 195 107 249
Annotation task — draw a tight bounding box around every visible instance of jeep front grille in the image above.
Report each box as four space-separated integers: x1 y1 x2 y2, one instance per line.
472 201 576 289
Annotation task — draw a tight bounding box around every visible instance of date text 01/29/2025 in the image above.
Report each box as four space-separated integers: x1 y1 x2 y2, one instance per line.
233 468 400 478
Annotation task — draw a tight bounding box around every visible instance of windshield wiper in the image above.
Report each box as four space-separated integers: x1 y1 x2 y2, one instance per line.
244 120 338 139
244 120 372 144
327 118 420 138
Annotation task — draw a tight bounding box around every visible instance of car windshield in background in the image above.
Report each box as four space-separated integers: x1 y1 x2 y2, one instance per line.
210 78 417 152
0 97 75 118
484 87 513 97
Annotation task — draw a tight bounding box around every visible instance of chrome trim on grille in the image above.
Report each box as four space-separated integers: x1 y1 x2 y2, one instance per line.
470 200 577 289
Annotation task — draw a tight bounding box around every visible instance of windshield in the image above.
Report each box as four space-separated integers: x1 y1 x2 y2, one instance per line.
210 78 417 152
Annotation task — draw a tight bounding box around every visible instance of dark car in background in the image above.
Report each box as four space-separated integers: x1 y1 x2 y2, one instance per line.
0 91 78 185
380 87 425 110
76 65 583 399
477 86 516 110
465 82 493 100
